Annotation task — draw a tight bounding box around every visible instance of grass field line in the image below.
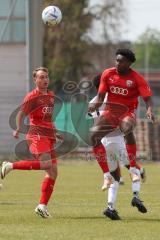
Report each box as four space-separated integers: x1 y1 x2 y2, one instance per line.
0 200 160 209
1 189 160 195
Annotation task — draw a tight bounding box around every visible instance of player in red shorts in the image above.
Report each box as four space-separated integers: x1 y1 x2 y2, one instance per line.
91 74 147 220
1 67 63 218
88 48 155 192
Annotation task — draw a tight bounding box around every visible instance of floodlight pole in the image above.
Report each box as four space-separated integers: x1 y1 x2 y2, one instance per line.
25 0 43 91
144 34 149 82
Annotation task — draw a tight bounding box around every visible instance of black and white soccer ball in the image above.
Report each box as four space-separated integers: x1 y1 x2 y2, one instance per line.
42 6 62 26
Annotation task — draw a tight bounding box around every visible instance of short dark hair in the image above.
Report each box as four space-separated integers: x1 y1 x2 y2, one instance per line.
116 48 136 63
33 67 49 78
92 74 102 90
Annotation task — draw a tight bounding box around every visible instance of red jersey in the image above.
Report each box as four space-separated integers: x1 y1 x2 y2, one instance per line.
98 67 152 111
21 88 55 138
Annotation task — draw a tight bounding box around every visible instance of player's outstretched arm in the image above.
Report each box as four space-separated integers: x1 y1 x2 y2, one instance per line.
88 93 105 113
13 110 25 139
143 96 155 123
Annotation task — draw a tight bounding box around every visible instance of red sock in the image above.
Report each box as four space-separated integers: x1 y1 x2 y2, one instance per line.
126 144 136 167
13 160 40 170
93 144 109 173
39 177 55 205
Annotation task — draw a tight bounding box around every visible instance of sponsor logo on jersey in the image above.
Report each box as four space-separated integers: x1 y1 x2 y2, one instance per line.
126 80 133 87
42 106 53 114
49 97 54 104
109 77 115 82
110 86 128 95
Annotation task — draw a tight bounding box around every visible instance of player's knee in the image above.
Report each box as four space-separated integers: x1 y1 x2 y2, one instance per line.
120 122 134 135
121 126 131 135
90 131 96 143
116 175 121 182
49 166 58 179
111 168 121 182
125 132 135 142
51 158 57 164
90 132 101 146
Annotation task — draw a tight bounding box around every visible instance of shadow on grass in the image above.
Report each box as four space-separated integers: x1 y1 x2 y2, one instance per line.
56 215 160 222
0 201 33 205
68 216 160 222
122 217 160 222
67 216 104 220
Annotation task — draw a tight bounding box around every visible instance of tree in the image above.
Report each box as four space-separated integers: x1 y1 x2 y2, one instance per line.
43 0 92 92
43 0 125 93
86 0 126 70
134 28 160 70
88 0 125 43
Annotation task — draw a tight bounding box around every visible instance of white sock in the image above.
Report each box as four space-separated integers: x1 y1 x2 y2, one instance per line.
131 168 141 194
9 162 13 169
120 177 124 182
129 167 137 174
6 162 13 171
38 204 47 209
104 172 113 180
132 181 140 193
108 181 119 210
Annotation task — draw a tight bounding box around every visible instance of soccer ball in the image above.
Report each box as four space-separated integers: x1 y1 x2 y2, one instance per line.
42 6 62 26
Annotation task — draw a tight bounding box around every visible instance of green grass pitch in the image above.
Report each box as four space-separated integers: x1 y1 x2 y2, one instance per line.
0 161 160 240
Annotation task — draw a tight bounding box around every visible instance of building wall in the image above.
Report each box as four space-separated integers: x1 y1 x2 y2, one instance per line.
0 44 27 154
0 0 43 155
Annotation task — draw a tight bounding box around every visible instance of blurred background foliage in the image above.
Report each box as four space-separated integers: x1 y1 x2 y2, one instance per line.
134 28 160 70
43 0 125 93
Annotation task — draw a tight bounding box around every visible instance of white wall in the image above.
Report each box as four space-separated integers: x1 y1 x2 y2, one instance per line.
0 44 27 154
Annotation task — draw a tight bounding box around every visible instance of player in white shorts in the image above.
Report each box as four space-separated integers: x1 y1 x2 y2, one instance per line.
89 74 147 220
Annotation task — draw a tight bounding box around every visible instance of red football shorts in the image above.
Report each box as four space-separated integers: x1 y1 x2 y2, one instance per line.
101 103 136 128
26 135 57 163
